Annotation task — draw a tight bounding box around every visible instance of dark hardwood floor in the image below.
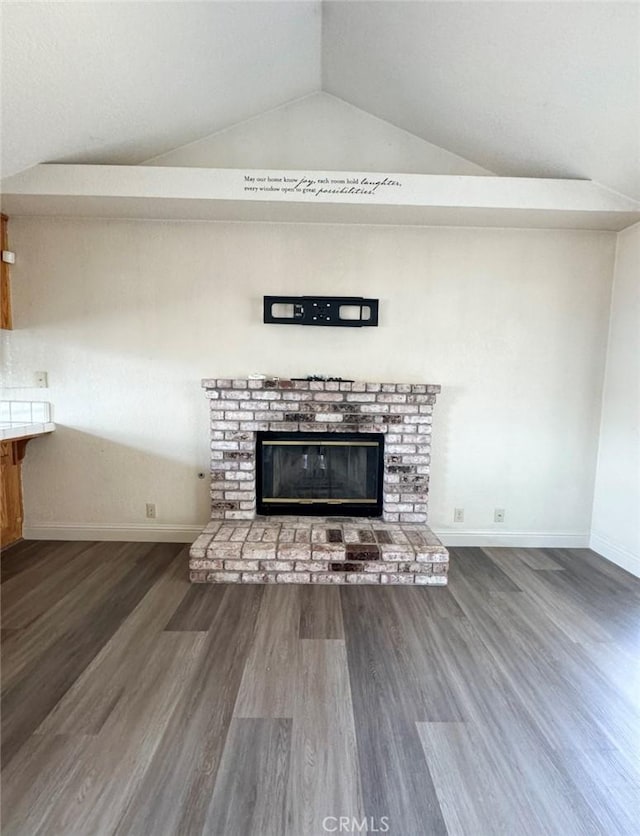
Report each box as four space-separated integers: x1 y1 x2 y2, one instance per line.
1 539 639 835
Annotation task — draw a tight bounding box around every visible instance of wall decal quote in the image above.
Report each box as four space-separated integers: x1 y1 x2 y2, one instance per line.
243 173 402 199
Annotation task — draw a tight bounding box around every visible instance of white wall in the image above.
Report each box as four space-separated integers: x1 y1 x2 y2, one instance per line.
146 92 491 176
2 217 615 545
591 222 640 575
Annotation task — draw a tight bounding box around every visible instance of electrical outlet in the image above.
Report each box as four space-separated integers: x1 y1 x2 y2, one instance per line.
454 508 464 523
35 371 48 388
494 508 505 523
145 503 157 519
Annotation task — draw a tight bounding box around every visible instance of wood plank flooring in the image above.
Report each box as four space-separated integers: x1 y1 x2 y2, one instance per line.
1 540 639 835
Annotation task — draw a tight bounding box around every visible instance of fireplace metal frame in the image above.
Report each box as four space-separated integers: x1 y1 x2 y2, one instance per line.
256 431 385 517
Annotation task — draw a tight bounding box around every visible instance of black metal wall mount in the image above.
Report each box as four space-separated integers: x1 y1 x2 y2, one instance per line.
263 296 379 327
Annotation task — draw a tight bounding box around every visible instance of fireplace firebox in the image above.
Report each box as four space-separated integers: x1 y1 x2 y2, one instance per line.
256 431 384 517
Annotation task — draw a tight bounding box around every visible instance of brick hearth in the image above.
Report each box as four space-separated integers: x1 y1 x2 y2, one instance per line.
190 517 448 585
189 377 449 585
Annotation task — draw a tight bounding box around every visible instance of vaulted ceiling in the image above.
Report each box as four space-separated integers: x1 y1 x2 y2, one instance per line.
2 1 639 199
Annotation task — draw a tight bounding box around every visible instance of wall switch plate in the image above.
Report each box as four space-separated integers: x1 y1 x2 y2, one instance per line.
454 508 464 522
2 250 16 264
494 508 505 523
35 371 48 388
145 503 157 519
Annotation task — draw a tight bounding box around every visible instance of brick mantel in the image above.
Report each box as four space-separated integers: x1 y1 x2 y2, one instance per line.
202 377 440 523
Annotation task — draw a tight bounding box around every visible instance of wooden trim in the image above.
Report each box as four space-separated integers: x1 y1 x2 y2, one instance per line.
1 440 24 546
1 213 12 330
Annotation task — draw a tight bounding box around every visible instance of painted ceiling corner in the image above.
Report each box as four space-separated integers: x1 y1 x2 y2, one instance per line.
1 1 638 198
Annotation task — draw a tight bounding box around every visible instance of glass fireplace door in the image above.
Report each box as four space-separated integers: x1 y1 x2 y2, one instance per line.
257 432 384 517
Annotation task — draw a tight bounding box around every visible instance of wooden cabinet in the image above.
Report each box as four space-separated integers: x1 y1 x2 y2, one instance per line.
1 440 24 547
1 213 12 330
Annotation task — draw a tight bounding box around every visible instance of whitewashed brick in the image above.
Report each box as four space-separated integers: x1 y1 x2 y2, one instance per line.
346 573 380 583
380 573 415 585
190 533 214 557
282 391 311 401
394 404 420 414
211 421 238 431
386 444 416 454
346 393 376 402
416 551 448 563
220 391 247 400
225 471 253 481
218 441 241 451
189 558 223 570
206 571 241 583
260 560 294 571
250 391 281 400
400 512 428 523
360 403 390 413
314 392 344 402
295 561 326 572
241 572 277 583
378 393 407 403
276 572 311 583
311 573 345 584
225 559 259 571
243 546 276 560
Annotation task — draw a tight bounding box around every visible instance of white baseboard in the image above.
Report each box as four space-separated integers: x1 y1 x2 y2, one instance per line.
20 524 639 578
434 529 590 548
22 522 203 543
589 531 640 578
23 523 593 550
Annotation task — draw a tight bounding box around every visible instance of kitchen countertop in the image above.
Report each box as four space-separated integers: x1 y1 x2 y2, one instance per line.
0 422 56 442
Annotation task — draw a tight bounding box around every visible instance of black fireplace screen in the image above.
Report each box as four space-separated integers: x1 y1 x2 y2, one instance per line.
256 431 384 517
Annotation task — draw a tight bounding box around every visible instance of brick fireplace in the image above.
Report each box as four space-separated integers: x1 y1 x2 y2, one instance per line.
189 377 449 585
